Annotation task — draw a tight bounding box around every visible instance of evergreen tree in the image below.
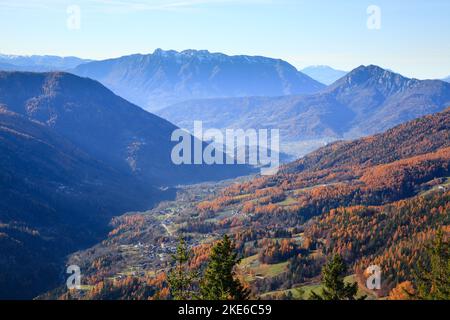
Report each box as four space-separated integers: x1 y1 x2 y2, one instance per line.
167 237 197 300
200 235 250 300
310 254 364 300
413 229 450 300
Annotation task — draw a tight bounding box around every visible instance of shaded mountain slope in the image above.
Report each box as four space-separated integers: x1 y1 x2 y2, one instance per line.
0 109 163 299
0 71 249 185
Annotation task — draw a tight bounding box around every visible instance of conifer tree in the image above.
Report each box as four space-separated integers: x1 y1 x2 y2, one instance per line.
310 254 363 300
200 235 250 300
167 237 197 300
413 229 450 300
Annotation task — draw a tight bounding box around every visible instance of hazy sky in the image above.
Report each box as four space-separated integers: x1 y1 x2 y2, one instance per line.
0 0 449 79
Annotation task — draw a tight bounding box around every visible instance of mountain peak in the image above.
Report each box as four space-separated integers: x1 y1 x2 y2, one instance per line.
303 65 338 70
150 48 273 63
180 49 211 56
152 48 222 60
301 65 348 85
349 64 398 78
328 64 414 94
152 48 178 56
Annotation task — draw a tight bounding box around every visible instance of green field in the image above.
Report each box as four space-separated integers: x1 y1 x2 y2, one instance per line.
240 254 289 282
277 197 298 206
261 275 378 300
420 177 450 196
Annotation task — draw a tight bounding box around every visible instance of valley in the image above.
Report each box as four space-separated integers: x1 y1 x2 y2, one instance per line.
44 109 450 300
0 67 448 300
1 0 449 305
0 71 250 299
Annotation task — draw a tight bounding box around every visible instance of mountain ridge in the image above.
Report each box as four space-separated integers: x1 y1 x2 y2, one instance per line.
0 54 91 71
285 107 450 173
158 65 450 156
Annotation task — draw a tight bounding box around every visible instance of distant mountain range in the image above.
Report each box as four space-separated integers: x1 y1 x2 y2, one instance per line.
0 71 250 299
300 65 347 85
71 49 325 111
0 61 22 71
0 54 91 71
158 65 450 156
443 76 450 83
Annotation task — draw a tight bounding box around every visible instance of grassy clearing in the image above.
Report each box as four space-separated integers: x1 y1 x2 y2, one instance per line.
260 282 321 299
79 285 95 291
277 197 298 206
420 177 450 196
240 254 288 282
240 254 259 267
260 275 378 300
205 209 235 223
232 194 252 201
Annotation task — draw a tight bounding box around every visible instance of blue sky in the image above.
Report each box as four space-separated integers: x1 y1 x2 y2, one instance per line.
0 0 449 79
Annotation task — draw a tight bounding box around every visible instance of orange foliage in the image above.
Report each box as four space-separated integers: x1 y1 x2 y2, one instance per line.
388 281 415 300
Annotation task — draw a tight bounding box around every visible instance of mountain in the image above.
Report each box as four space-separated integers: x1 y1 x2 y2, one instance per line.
0 108 163 299
0 54 91 72
0 61 24 71
0 71 250 299
158 65 450 156
443 76 450 83
323 65 450 136
0 71 250 185
72 49 325 111
301 65 347 85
